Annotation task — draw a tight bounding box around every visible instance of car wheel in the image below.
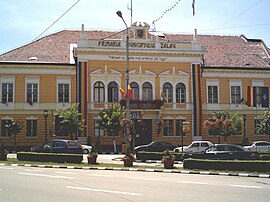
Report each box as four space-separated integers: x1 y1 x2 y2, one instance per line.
83 149 89 154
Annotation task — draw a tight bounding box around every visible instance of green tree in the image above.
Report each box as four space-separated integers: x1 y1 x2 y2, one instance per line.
203 111 243 143
99 103 125 134
99 103 127 152
5 119 23 152
256 111 270 140
55 104 84 139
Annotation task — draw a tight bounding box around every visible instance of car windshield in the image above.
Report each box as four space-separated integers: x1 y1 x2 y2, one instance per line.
68 141 80 147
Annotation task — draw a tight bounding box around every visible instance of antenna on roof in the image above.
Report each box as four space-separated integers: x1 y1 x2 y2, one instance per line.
127 0 133 25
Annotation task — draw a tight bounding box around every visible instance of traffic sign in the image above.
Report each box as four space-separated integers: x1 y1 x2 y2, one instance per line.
131 111 138 119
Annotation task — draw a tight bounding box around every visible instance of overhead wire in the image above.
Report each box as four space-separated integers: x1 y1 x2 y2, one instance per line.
33 0 80 41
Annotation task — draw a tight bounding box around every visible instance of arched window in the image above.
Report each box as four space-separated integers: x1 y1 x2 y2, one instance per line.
142 82 153 100
176 82 186 103
108 81 119 102
94 81 105 102
130 82 139 100
162 82 173 103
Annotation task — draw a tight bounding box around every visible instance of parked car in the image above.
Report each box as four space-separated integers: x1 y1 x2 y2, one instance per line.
181 144 258 161
244 141 270 152
81 145 92 154
174 141 213 153
31 140 82 154
134 141 176 153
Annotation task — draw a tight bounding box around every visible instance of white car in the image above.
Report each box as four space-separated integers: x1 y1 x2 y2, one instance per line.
81 145 92 154
244 141 270 152
174 141 213 153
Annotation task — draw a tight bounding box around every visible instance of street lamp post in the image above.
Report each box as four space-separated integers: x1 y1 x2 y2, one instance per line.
243 114 247 146
116 11 131 149
44 110 48 142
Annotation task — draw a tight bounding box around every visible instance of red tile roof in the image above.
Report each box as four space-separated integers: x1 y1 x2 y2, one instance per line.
1 29 270 68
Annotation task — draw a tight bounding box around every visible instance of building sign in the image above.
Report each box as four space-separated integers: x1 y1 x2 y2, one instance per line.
161 43 176 49
97 40 177 49
98 41 121 47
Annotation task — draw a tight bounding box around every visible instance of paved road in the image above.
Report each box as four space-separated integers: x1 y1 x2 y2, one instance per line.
0 165 269 202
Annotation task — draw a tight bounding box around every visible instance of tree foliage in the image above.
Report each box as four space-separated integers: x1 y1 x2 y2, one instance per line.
5 119 23 136
203 111 243 142
256 111 270 136
99 103 126 135
56 104 84 139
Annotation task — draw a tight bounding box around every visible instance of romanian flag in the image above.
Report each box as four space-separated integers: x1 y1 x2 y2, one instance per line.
128 84 133 99
236 97 248 107
116 83 126 97
247 86 255 107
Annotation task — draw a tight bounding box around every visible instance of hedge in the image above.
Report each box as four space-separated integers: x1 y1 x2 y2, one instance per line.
183 159 270 172
17 152 83 164
136 151 183 161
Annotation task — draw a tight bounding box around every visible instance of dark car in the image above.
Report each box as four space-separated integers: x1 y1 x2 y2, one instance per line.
134 141 176 153
31 140 82 154
181 144 258 161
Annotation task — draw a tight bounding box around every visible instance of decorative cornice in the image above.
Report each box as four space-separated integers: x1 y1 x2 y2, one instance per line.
74 50 202 58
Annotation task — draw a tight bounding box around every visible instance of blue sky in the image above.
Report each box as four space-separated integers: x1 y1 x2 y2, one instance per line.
0 0 269 54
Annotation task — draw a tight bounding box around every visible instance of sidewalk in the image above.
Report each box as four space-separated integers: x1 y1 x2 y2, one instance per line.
8 153 183 168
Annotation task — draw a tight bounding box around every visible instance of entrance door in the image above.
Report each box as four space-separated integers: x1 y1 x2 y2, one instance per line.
133 119 152 146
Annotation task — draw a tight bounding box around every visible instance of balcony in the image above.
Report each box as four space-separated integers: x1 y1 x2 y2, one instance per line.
119 99 164 109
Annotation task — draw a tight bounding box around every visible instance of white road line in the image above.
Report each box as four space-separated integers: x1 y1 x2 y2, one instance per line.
24 169 43 172
89 174 113 178
0 189 2 191
0 167 13 170
55 171 77 175
178 181 208 185
131 177 159 181
66 186 142 196
18 172 76 179
229 185 262 189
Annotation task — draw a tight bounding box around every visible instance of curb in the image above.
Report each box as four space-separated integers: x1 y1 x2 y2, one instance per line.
1 163 269 178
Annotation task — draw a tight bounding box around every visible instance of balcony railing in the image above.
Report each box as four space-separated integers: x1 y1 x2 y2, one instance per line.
119 99 164 109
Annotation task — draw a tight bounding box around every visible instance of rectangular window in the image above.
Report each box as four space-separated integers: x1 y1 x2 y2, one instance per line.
27 83 38 103
1 119 12 137
58 84 69 103
163 120 174 136
26 120 37 137
208 86 218 103
231 86 240 104
94 120 104 137
176 120 186 136
2 83 13 103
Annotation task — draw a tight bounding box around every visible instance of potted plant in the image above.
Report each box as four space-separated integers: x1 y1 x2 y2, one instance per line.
0 142 8 161
123 145 135 167
162 149 175 169
87 145 98 164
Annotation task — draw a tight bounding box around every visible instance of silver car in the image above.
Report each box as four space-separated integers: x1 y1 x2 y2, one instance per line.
174 141 213 153
244 141 270 152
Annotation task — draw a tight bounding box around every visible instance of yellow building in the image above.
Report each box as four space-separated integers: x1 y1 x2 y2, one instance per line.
0 22 269 151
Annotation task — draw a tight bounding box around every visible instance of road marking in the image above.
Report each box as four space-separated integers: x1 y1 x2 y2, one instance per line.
0 167 13 170
0 189 2 191
89 174 113 178
66 186 142 196
178 181 208 185
24 169 43 172
55 171 77 175
229 185 262 189
131 177 159 181
18 172 76 179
